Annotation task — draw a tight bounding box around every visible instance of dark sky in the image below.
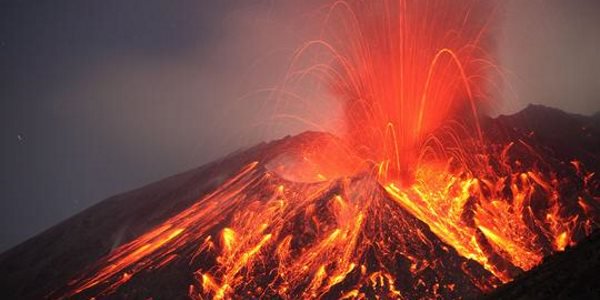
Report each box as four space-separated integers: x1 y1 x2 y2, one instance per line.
498 0 600 114
1 0 599 252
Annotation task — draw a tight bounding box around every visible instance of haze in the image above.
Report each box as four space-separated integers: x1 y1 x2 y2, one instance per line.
1 0 599 251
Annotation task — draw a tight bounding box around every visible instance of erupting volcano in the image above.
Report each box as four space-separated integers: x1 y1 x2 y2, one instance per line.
1 1 599 299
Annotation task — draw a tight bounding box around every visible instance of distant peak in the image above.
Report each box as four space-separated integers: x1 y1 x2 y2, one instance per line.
522 104 565 114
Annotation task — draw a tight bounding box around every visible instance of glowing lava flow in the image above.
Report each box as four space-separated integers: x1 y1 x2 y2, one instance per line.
57 134 598 299
61 158 501 299
383 154 598 282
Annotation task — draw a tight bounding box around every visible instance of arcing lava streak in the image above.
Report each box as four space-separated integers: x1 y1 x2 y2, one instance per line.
298 0 498 184
57 1 599 299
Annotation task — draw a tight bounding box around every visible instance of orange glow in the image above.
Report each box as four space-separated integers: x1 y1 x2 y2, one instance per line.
57 1 599 299
59 145 598 298
306 0 498 185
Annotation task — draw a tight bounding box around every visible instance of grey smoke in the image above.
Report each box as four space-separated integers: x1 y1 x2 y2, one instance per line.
1 0 599 252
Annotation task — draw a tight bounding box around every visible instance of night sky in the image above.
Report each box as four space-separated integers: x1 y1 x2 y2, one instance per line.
1 0 599 252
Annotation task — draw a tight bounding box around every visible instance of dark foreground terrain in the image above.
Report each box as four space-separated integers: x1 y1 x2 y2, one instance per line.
486 231 600 299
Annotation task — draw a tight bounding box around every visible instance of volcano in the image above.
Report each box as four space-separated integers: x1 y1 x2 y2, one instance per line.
0 105 598 299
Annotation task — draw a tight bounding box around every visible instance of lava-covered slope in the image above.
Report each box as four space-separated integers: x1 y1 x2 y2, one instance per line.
56 167 497 299
0 131 498 299
0 132 341 299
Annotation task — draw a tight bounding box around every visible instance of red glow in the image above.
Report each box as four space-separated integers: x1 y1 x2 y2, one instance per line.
315 0 497 184
55 1 599 299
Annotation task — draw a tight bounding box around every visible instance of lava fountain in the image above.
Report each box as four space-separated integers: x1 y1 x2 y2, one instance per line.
53 1 599 299
301 0 499 184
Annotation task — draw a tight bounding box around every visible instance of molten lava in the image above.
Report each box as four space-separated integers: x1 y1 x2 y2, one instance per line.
300 0 497 184
55 1 599 299
56 132 598 299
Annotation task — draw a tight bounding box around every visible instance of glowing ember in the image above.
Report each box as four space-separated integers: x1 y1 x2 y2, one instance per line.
54 1 599 299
